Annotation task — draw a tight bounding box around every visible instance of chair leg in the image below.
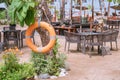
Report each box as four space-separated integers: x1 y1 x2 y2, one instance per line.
64 40 67 51
77 43 80 51
0 42 4 52
110 41 112 50
89 45 92 58
115 41 118 50
21 39 23 48
16 40 18 48
68 42 70 53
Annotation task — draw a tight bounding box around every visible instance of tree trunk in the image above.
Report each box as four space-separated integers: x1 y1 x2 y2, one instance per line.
60 0 65 21
79 0 82 32
108 2 110 17
36 0 53 54
92 0 94 21
70 0 72 25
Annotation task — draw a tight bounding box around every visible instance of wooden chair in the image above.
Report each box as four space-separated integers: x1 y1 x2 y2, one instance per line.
106 20 120 29
3 27 21 49
103 30 119 50
64 31 81 53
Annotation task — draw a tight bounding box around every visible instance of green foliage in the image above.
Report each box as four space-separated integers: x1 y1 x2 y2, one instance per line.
87 4 92 10
0 52 35 80
107 0 120 4
8 0 36 26
31 39 66 76
55 10 60 20
113 0 120 4
0 11 6 19
107 0 113 2
107 0 120 3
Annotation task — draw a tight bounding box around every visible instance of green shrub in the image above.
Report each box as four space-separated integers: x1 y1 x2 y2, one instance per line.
0 11 6 19
0 51 35 80
31 39 66 76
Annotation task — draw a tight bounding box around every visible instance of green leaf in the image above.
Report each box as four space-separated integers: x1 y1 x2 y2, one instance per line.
107 0 112 2
16 2 24 11
20 10 26 19
25 9 35 26
16 11 24 22
27 2 35 8
20 20 24 27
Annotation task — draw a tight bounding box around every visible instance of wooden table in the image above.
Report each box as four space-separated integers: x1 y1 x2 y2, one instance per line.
54 26 76 35
78 32 103 54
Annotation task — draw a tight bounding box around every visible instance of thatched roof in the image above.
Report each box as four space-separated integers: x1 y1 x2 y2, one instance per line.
110 5 120 10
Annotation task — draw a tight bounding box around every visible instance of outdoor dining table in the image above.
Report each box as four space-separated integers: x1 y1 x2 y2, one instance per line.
78 31 103 54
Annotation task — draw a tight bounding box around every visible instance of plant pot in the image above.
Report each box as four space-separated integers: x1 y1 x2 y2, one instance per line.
9 24 16 30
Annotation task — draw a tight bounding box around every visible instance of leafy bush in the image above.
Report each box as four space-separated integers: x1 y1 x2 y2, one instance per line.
0 11 6 19
31 39 66 76
8 0 36 26
0 50 35 80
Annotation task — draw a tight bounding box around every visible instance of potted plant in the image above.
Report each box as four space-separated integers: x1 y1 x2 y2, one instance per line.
8 0 36 29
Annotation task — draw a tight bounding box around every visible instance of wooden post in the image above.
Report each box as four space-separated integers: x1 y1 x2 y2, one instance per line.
79 0 82 32
92 0 94 21
70 0 72 26
108 2 110 18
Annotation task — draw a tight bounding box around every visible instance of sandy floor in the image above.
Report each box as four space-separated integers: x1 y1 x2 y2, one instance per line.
0 26 120 80
49 35 120 80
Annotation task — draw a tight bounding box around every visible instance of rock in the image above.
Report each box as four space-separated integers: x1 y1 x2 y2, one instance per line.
50 76 57 79
64 62 70 71
34 75 39 80
38 73 50 79
59 68 68 77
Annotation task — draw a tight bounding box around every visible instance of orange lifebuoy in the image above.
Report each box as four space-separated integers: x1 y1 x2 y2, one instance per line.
25 21 56 53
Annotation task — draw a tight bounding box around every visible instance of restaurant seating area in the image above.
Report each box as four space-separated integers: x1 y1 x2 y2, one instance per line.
51 16 120 57
0 26 35 51
0 15 119 57
1 0 120 79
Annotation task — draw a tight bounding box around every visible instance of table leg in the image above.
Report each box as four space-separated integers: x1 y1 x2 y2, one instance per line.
81 36 86 54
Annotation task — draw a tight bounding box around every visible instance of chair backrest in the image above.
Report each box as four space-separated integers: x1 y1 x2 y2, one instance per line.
72 16 81 24
111 30 119 41
5 30 20 40
3 27 10 31
64 31 80 43
103 30 119 42
107 20 119 26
